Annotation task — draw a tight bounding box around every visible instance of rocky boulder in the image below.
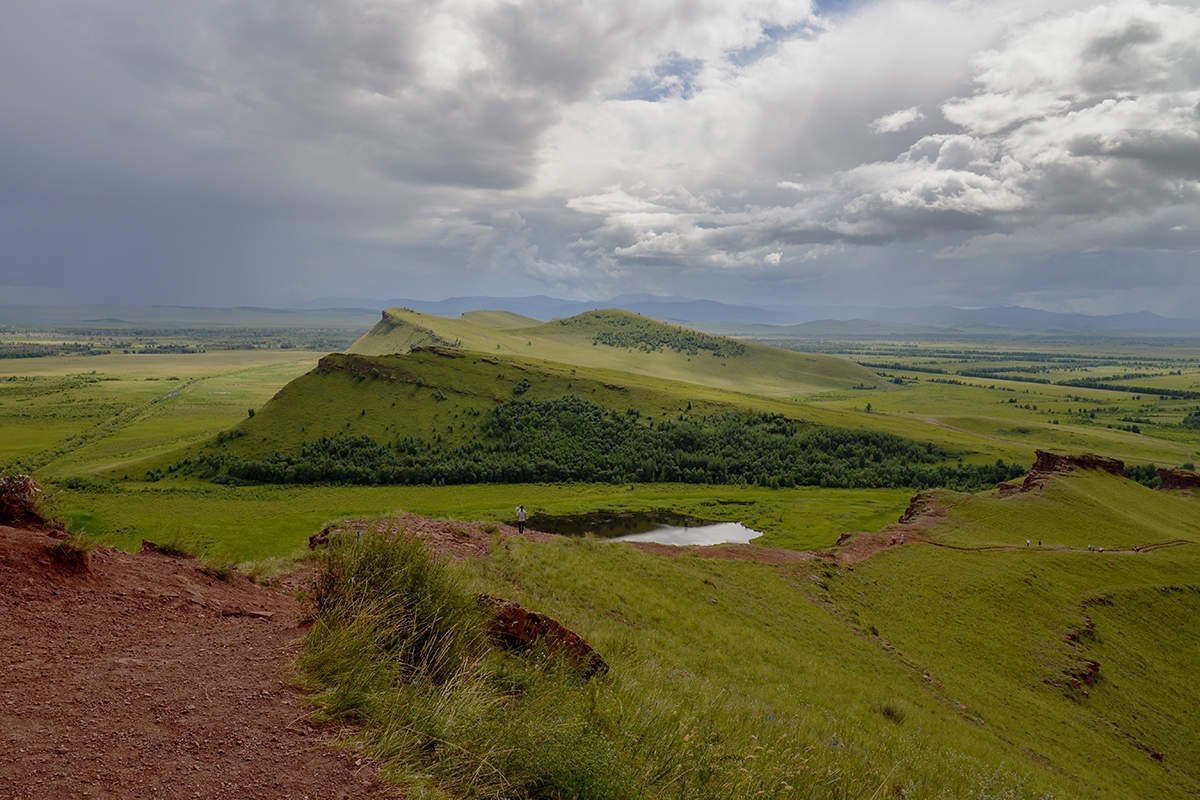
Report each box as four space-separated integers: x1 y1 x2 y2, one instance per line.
479 595 608 678
1156 467 1200 490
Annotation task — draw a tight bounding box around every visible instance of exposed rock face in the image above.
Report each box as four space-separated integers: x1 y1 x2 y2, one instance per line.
479 595 608 678
1031 450 1125 476
1156 467 1200 490
1021 450 1126 491
898 491 945 523
308 526 334 549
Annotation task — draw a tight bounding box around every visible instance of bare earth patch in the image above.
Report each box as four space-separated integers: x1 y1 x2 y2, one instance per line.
323 513 557 560
0 524 387 800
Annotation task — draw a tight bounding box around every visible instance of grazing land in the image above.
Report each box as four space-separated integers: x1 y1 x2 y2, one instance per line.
2 306 1199 799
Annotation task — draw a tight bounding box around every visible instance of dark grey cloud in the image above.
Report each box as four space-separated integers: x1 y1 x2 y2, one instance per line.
1 0 1197 315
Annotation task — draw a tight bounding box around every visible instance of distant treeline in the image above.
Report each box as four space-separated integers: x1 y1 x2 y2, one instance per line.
856 361 947 374
859 360 1198 398
1056 379 1200 399
0 342 111 359
176 397 1025 490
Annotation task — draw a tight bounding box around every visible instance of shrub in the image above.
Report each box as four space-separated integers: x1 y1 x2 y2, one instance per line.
0 473 48 525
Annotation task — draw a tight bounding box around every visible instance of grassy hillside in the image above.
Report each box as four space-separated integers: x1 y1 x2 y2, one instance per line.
458 309 542 328
298 464 1199 799
349 308 884 397
161 348 1025 491
197 348 758 459
474 468 1200 799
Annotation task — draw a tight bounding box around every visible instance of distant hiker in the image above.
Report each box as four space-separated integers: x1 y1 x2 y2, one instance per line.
899 534 905 545
1026 539 1030 547
516 504 526 534
1038 539 1042 546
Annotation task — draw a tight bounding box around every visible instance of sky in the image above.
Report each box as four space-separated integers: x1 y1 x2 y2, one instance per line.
2 0 1198 315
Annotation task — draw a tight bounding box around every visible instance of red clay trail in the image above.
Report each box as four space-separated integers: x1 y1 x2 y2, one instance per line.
0 524 388 800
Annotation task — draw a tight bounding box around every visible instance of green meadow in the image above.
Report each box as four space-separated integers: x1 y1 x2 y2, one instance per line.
57 481 913 561
3 308 1200 798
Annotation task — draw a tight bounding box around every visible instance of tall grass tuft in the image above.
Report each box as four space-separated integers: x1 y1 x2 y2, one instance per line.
297 530 716 799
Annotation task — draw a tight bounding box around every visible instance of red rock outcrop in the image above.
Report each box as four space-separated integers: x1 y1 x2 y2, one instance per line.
480 595 608 678
1156 467 1200 490
1031 450 1125 476
1020 450 1126 491
898 491 946 523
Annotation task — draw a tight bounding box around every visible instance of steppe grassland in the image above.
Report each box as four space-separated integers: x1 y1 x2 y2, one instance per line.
788 337 1200 467
348 309 1200 466
0 350 327 470
4 320 1200 798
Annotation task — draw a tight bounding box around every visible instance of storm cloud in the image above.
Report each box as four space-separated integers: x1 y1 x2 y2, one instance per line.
1 0 1197 314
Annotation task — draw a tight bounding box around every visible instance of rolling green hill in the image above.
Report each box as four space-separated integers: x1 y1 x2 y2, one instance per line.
168 347 1022 490
349 307 884 398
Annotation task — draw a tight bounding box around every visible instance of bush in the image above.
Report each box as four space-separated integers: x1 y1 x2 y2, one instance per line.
1124 463 1161 488
0 473 48 525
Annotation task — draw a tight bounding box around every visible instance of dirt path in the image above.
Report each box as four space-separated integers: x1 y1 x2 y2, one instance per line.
0 524 387 800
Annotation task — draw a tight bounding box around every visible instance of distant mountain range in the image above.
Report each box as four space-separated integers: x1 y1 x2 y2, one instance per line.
300 294 799 324
4 296 1197 336
300 295 1200 336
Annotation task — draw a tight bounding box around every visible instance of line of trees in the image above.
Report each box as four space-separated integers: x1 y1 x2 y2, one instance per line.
177 397 1025 490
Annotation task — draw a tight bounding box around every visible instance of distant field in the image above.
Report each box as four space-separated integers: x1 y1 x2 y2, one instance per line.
782 337 1200 468
1 350 325 474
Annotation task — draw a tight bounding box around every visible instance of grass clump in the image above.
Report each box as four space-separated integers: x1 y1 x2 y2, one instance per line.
46 530 99 573
297 530 751 799
198 559 237 582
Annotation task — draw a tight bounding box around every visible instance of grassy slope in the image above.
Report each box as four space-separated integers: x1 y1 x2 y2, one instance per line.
348 307 885 398
925 469 1200 549
458 309 542 328
823 477 1200 799
468 469 1200 799
0 351 326 477
178 347 1042 479
193 348 984 464
808 375 1197 466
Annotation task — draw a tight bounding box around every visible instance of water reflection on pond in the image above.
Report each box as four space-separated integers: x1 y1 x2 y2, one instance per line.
530 510 762 546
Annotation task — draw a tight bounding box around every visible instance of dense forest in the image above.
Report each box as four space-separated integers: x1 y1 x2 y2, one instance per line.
175 397 1025 489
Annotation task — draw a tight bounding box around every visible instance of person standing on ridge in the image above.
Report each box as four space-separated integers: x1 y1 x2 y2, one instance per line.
516 504 526 534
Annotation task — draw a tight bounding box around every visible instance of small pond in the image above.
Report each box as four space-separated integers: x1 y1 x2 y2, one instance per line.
530 510 762 546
